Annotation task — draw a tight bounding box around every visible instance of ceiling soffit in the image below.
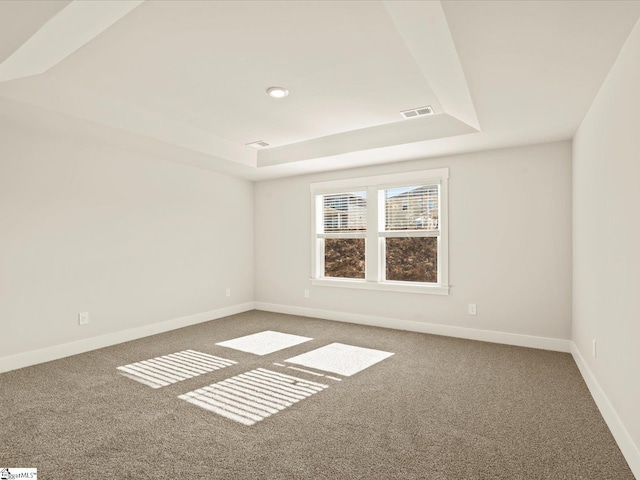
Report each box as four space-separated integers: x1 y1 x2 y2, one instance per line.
0 0 479 173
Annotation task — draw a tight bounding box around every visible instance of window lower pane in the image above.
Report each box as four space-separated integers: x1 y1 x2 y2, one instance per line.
324 238 365 279
385 237 437 283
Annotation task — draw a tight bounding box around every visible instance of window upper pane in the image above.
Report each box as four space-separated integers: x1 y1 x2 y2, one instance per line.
322 192 367 232
384 185 439 231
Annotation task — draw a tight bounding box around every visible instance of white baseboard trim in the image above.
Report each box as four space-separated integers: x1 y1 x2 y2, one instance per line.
254 302 571 353
0 302 255 374
571 342 640 478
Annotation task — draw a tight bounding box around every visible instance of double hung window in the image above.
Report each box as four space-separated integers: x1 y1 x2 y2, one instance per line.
311 169 449 294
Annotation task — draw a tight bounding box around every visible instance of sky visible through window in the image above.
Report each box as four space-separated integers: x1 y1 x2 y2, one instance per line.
345 187 416 199
385 186 418 198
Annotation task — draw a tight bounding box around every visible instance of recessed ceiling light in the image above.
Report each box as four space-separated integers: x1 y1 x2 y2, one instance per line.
266 86 289 99
246 140 270 149
400 105 434 119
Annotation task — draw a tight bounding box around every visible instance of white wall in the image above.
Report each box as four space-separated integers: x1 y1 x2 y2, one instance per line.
573 17 640 473
255 141 572 343
0 114 254 360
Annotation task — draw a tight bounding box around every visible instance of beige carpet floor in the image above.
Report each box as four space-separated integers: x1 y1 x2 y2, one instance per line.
1 310 634 479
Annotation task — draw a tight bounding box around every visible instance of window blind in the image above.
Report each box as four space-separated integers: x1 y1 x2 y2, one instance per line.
322 191 367 233
384 185 439 231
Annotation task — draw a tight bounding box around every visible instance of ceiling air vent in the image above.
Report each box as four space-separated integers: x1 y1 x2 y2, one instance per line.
246 140 270 149
400 105 434 119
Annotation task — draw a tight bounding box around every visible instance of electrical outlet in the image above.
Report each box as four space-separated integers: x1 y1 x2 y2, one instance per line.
468 304 477 315
304 289 309 298
78 312 89 325
225 288 231 298
592 339 597 358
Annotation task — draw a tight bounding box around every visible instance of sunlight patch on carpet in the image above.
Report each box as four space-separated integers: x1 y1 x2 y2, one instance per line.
285 343 394 377
216 331 312 356
117 350 236 389
178 368 328 425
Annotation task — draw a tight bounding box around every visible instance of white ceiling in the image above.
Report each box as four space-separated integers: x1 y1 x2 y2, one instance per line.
1 0 639 180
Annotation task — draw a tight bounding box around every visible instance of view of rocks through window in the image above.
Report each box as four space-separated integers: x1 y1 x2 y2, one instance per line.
323 186 439 283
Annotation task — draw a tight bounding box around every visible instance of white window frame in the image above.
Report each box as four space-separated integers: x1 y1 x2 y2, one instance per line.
310 168 449 295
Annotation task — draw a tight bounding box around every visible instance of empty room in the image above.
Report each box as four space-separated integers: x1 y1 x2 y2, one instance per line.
1 0 639 478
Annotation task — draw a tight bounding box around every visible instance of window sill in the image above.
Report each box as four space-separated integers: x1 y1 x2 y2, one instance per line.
310 278 450 295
